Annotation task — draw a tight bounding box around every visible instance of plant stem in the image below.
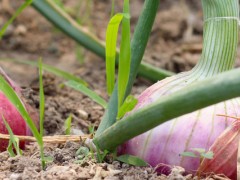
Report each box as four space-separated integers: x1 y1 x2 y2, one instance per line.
93 68 240 151
95 0 160 136
191 0 239 77
31 0 172 82
94 0 240 149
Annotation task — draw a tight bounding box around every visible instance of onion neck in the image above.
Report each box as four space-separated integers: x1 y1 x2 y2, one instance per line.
191 0 239 78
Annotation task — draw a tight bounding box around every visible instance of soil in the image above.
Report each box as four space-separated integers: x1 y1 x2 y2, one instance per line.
0 0 239 179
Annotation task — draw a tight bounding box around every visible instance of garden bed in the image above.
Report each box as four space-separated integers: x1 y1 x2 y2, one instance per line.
0 0 239 179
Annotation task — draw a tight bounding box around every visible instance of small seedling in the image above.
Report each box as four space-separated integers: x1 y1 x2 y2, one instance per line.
180 148 214 163
96 147 109 163
76 146 90 160
116 154 148 167
39 59 46 169
88 125 95 135
64 114 72 135
2 115 22 157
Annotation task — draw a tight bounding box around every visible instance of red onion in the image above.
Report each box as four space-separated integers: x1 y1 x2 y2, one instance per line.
118 74 239 175
0 67 39 151
118 0 240 177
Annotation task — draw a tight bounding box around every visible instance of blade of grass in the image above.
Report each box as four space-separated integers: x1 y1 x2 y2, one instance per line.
106 13 124 95
64 114 72 135
94 68 240 151
0 58 88 86
118 0 131 108
38 59 46 169
0 0 32 39
65 80 107 109
2 115 22 157
32 0 174 82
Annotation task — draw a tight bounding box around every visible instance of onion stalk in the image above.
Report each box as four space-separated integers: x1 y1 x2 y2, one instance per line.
94 0 240 178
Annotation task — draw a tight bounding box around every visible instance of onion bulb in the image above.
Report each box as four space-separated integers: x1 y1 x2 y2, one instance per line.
118 73 240 175
118 1 239 178
0 67 39 151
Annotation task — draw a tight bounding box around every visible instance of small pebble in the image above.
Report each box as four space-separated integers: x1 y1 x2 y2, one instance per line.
9 173 21 180
77 109 89 120
14 25 27 35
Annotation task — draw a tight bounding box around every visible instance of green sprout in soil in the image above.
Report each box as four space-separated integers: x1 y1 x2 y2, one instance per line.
180 148 214 162
0 0 240 179
64 114 72 135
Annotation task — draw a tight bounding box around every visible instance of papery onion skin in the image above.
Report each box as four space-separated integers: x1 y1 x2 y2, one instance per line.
0 68 39 151
118 74 240 175
197 120 240 179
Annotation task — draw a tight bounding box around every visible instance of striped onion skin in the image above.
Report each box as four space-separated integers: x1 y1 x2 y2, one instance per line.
118 73 240 174
119 0 239 176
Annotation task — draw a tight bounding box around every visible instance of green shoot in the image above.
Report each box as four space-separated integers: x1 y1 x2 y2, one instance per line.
75 146 95 164
65 80 107 109
76 146 90 160
88 125 95 135
33 0 173 83
191 148 214 159
180 151 198 158
200 151 214 159
96 147 108 163
43 156 54 164
2 115 22 157
180 148 214 161
105 13 124 95
64 114 72 135
0 0 32 39
38 59 46 169
118 0 131 109
117 95 137 119
116 154 148 167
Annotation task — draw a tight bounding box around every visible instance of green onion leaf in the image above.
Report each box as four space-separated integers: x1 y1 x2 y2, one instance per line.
118 0 131 108
117 95 137 119
106 13 124 95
